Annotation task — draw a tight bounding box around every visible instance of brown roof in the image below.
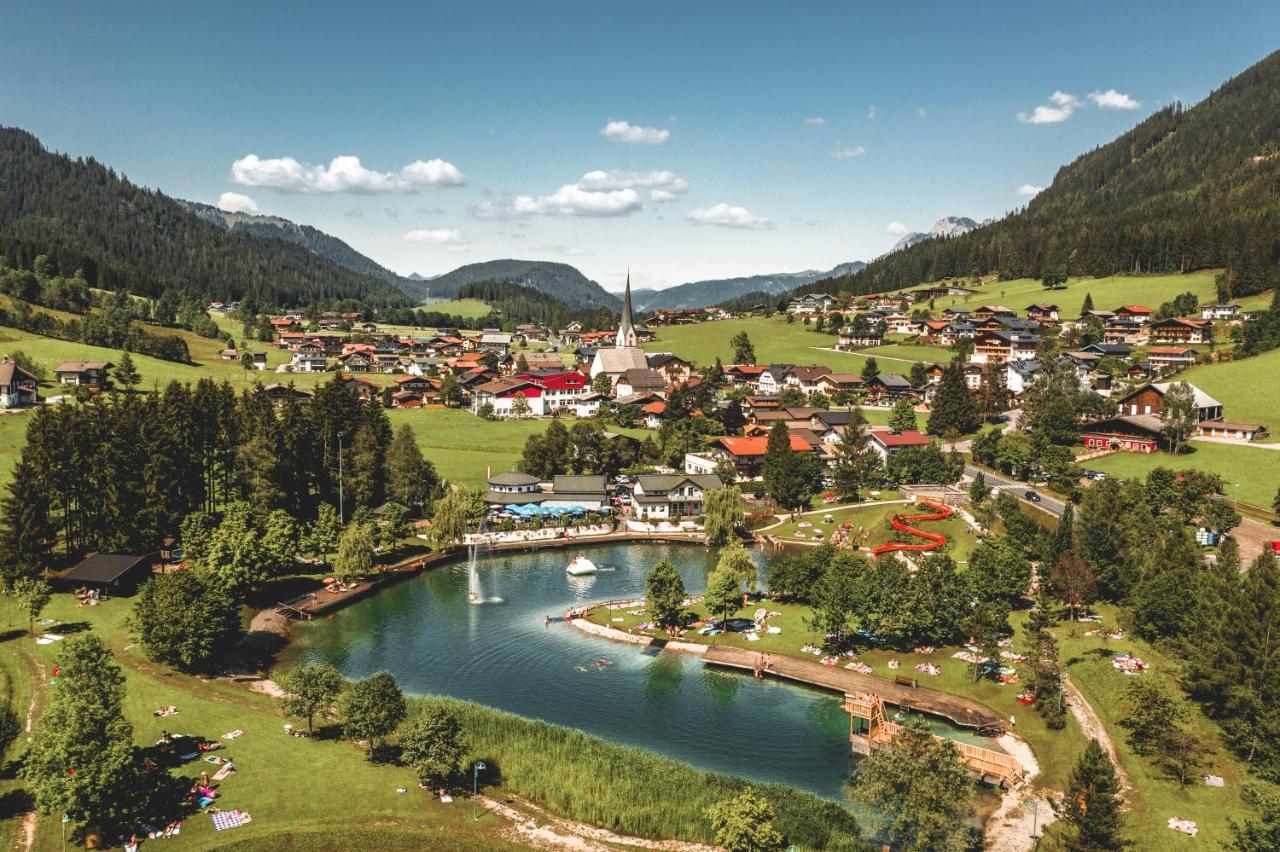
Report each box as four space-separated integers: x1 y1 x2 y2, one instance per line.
0 360 38 385
54 360 111 373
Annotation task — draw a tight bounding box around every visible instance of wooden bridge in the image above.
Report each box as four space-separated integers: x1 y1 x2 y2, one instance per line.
845 691 1023 788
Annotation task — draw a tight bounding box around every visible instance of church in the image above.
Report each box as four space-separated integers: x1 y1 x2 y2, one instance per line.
589 273 650 386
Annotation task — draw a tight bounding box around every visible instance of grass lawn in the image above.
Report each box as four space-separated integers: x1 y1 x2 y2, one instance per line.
1045 602 1253 848
1177 347 1280 441
858 342 953 365
915 271 1221 317
766 500 985 565
587 597 1085 793
644 316 876 372
0 413 31 484
1087 442 1280 509
418 298 492 320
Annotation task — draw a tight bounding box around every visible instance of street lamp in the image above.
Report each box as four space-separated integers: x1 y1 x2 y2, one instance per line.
337 433 346 524
1025 796 1039 848
472 760 487 821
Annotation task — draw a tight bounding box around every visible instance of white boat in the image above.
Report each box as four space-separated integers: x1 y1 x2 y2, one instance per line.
565 556 598 576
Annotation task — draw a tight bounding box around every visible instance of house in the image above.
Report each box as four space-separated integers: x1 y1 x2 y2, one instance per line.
250 352 268 370
1151 317 1212 344
395 375 436 396
484 470 544 506
291 343 328 373
1117 383 1222 422
971 330 1038 364
867 429 930 462
725 364 766 387
1080 415 1164 453
756 365 793 396
973 305 1016 321
1145 346 1197 369
815 373 862 396
62 553 153 596
518 370 586 412
647 353 693 385
519 352 567 372
641 400 666 429
1005 359 1043 396
589 347 649 384
1025 304 1060 325
714 435 814 478
631 474 725 520
1103 318 1148 345
838 327 883 349
614 368 666 398
573 391 607 418
0 359 39 408
1080 343 1133 359
884 313 917 335
1201 304 1241 321
862 373 917 402
261 384 313 406
479 333 513 354
1198 420 1269 442
54 360 113 388
1114 305 1152 324
785 365 835 396
786 294 832 315
470 379 546 418
338 374 380 401
545 475 608 511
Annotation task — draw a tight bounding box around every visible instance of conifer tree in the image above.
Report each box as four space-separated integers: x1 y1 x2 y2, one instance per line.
926 361 980 436
1055 739 1125 851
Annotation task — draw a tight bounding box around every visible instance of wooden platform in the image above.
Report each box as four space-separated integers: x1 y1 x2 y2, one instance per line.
702 646 1004 730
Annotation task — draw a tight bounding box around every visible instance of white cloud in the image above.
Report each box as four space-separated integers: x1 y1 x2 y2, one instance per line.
217 191 257 213
686 203 774 230
474 168 685 218
885 222 909 236
829 146 868 160
1089 89 1140 110
804 116 827 126
403 228 463 245
917 107 927 118
230 154 466 194
599 120 670 145
867 105 877 120
576 169 688 199
1016 183 1045 198
1017 91 1082 124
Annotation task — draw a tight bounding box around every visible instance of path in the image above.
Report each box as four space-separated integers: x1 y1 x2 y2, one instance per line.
1191 435 1280 451
702 645 1003 729
810 345 922 365
1232 516 1277 564
1063 679 1131 792
15 643 47 852
752 498 909 534
479 795 719 852
984 735 1057 852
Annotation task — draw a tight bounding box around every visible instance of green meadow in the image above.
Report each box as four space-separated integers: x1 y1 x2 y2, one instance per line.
1088 442 1280 508
914 271 1221 317
1176 347 1280 439
418 298 493 320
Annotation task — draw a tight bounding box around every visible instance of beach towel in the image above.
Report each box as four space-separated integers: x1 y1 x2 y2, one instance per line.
222 730 245 740
212 762 236 781
211 810 252 831
1168 817 1197 836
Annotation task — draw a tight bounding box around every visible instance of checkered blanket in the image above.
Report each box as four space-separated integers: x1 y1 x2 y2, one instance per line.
210 810 252 831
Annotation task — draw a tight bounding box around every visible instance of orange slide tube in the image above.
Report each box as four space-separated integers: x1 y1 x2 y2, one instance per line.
870 499 954 556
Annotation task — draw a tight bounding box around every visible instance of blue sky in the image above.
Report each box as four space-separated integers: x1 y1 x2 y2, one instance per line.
2 1 1277 292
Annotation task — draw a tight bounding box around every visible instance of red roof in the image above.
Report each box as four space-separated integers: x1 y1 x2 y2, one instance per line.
716 436 813 457
1146 346 1194 355
870 429 930 448
515 371 584 390
641 401 666 415
1117 305 1151 314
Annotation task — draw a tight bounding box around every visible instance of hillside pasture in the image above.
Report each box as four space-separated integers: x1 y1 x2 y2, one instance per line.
418 297 492 319
1087 442 1280 508
1176 347 1280 439
914 271 1220 317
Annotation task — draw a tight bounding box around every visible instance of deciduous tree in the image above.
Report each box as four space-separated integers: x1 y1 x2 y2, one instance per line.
280 663 345 735
645 560 687 634
400 704 469 791
340 671 407 758
704 792 786 852
133 572 240 672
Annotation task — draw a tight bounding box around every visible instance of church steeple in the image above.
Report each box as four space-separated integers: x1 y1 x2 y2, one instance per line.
615 269 637 348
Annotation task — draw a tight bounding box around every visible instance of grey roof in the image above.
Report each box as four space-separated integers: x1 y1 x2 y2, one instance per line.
488 470 541 487
872 373 913 389
593 348 649 374
811 410 854 427
1149 382 1221 410
635 473 724 494
1081 343 1132 356
551 475 608 497
65 553 149 584
484 491 547 505
619 368 666 389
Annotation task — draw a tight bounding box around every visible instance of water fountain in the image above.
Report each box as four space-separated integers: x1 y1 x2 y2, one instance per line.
467 543 482 603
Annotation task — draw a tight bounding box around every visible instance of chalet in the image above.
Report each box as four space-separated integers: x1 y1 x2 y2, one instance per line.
815 373 862 396
838 327 883 349
809 410 854 432
785 365 835 396
647 353 694 385
219 348 238 361
1198 420 1269 442
917 320 953 341
787 294 832 315
390 390 424 408
63 553 153 596
1201 304 1241 321
614 368 666 398
1145 346 1197 369
261 384 313 406
884 313 917 335
479 333 513 354
292 344 329 373
1080 415 1163 454
1150 317 1212 344
250 352 268 370
862 373 917 403
641 400 667 429
518 370 586 412
973 305 1015 321
1082 309 1116 322
395 375 436 396
1005 359 1043 396
1080 343 1133 359
0 359 39 408
867 429 930 462
631 474 725 520
1025 304 1060 325
338 374 379 402
573 391 607 418
470 379 546 418
756 365 793 396
725 364 766 387
971 330 1038 364
1103 318 1148 345
484 470 544 506
519 352 568 372
962 363 985 390
1117 383 1222 422
714 434 813 478
54 360 112 388
1114 305 1152 324
740 396 780 417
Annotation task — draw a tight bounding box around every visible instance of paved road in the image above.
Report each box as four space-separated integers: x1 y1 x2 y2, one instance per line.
964 464 1066 518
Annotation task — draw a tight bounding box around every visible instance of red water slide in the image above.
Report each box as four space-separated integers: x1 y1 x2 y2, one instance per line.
870 499 954 556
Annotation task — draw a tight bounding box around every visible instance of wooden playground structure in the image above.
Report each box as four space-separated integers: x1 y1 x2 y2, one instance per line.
845 691 1023 788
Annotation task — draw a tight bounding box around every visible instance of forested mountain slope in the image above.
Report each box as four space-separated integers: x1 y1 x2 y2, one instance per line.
800 49 1280 299
0 128 412 307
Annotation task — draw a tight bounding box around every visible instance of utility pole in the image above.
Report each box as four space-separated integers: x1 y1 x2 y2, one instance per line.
338 434 345 524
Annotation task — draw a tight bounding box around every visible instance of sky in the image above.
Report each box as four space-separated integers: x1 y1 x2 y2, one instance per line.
2 1 1278 293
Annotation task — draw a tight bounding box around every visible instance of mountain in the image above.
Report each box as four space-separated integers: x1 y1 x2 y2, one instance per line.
0 127 412 307
803 49 1280 298
635 261 866 311
181 201 427 299
422 259 621 310
889 216 979 253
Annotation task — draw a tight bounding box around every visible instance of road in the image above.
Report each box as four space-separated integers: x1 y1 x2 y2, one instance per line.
964 465 1066 518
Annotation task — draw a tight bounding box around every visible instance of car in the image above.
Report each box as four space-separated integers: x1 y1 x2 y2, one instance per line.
1024 490 1042 502
1084 470 1108 481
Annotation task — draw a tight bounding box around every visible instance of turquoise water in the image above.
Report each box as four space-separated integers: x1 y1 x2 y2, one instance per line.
291 542 861 797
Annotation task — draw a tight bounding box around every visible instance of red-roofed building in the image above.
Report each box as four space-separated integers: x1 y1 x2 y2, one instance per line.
1115 305 1152 323
641 399 666 429
470 379 545 418
867 429 931 462
515 370 586 412
714 435 814 478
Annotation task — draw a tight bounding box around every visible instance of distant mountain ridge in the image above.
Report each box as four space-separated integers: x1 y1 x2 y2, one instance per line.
421 259 621 310
634 261 866 311
181 201 426 299
890 216 979 253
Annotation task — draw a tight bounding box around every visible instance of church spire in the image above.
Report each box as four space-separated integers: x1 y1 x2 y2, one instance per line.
615 269 637 348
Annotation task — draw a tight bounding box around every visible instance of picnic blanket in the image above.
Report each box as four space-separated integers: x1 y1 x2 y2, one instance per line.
211 810 252 831
222 729 245 740
1168 817 1197 836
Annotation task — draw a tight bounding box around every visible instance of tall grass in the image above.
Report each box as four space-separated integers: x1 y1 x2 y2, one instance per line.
423 696 867 851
